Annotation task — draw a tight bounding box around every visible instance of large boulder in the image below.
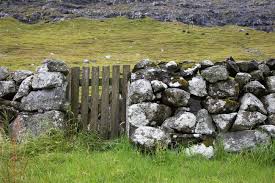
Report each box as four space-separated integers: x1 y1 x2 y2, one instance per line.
212 113 237 132
161 112 196 133
128 102 171 127
262 93 275 114
235 73 252 88
201 65 229 83
208 79 239 98
0 67 9 80
185 143 214 159
232 110 267 131
237 61 258 72
32 72 66 89
128 79 154 104
131 126 171 149
10 110 65 142
266 76 275 92
38 59 69 75
150 80 167 93
218 130 271 152
133 59 156 72
11 70 33 83
13 76 33 101
258 125 275 138
162 88 190 107
195 109 215 135
0 81 17 98
203 97 239 114
239 93 267 114
188 76 207 97
243 81 266 96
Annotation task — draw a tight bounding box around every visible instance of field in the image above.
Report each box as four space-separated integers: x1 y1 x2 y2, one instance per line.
0 17 275 70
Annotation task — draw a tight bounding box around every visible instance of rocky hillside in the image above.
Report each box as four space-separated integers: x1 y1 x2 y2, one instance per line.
0 0 274 31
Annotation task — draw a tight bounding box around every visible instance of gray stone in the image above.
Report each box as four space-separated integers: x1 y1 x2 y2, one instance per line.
0 67 9 80
39 59 69 75
133 59 156 72
232 110 267 131
208 79 239 98
212 113 237 132
250 70 264 81
235 73 252 88
237 61 258 72
226 59 239 76
174 107 191 114
162 112 196 133
164 61 178 72
266 58 275 70
0 81 17 97
151 80 167 93
204 97 239 114
195 109 215 135
32 72 66 89
258 125 275 138
200 60 214 69
180 64 201 77
243 81 266 96
185 143 214 159
167 76 189 89
11 70 33 83
219 130 271 152
129 79 154 104
131 67 168 82
188 96 202 115
10 110 65 142
258 64 270 76
201 65 229 83
188 76 207 97
267 114 275 125
239 93 267 114
13 76 33 101
262 93 275 114
162 88 190 107
131 126 171 149
128 102 171 127
266 76 275 92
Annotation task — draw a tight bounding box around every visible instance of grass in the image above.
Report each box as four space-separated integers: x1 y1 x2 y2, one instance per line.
0 131 274 183
0 17 274 70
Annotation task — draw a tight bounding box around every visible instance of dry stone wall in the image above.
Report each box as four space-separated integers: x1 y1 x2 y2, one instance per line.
128 58 275 157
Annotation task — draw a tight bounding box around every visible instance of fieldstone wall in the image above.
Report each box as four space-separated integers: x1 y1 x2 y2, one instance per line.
128 58 275 157
0 60 69 142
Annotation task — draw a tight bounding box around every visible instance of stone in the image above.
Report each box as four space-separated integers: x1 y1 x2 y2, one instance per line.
174 107 191 114
235 73 252 88
188 96 202 115
170 133 203 146
262 93 275 114
266 58 275 70
180 64 201 77
151 80 167 93
212 113 237 132
232 110 267 131
226 59 239 76
266 76 275 92
239 93 267 114
0 67 9 80
9 111 65 142
237 61 258 72
185 143 214 159
219 130 271 152
131 126 171 149
267 114 275 125
0 81 17 98
39 59 69 75
243 81 266 96
162 112 196 133
201 65 229 83
250 70 264 81
133 59 156 72
21 86 67 111
11 70 33 83
258 63 270 76
188 76 207 97
32 72 66 89
258 125 275 138
167 76 189 89
162 88 190 107
203 97 239 114
208 79 239 98
131 67 168 82
164 61 178 72
128 102 171 127
13 76 33 101
129 79 154 104
200 60 214 69
195 109 215 135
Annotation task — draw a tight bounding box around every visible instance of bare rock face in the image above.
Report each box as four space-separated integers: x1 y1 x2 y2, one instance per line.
0 81 17 98
243 81 266 96
32 72 66 89
201 65 229 83
208 79 239 98
162 88 190 107
219 130 271 152
11 70 33 83
131 126 171 149
262 93 275 114
195 109 215 135
188 76 207 97
129 79 154 104
185 143 214 159
212 113 237 132
203 97 239 114
266 76 275 92
13 76 33 101
0 67 9 80
239 93 267 114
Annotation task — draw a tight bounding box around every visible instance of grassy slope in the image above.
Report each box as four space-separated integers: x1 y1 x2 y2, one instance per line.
0 17 274 70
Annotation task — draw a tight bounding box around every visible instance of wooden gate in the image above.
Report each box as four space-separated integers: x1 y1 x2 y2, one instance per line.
67 65 131 139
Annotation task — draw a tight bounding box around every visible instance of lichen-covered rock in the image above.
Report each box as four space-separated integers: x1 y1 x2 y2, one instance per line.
0 81 17 98
38 59 69 75
258 64 270 76
266 58 275 70
131 126 171 149
250 70 264 81
235 73 252 88
258 125 275 138
162 88 190 107
185 143 214 159
13 76 33 101
208 79 239 98
133 59 156 72
262 93 275 114
151 80 167 93
128 102 171 127
219 130 271 152
203 97 239 114
32 72 66 89
239 93 267 114
201 65 229 83
129 79 154 104
266 76 275 92
232 110 267 131
21 86 67 111
200 60 214 69
212 113 237 132
9 110 65 142
131 67 168 82
237 61 258 72
11 70 33 83
162 112 196 133
0 67 9 80
195 109 215 135
243 81 266 96
167 76 188 89
188 76 207 97
180 64 201 77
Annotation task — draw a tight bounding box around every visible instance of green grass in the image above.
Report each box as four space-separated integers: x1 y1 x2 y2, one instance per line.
0 17 274 70
0 132 274 183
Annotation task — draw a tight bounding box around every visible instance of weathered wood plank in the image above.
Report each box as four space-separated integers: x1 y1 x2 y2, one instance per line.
78 78 122 86
66 70 71 102
81 67 90 131
110 65 120 138
90 66 99 131
121 65 130 133
70 67 80 128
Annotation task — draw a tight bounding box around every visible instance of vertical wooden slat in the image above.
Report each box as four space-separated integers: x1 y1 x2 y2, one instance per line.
66 70 71 102
121 65 130 133
70 67 80 127
100 66 110 138
110 65 120 138
90 66 99 131
81 67 90 131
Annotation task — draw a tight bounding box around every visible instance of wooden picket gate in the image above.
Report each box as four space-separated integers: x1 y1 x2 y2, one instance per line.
66 65 131 139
